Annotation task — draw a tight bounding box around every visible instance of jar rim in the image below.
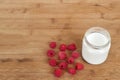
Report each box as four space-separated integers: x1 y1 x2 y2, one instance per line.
84 27 111 49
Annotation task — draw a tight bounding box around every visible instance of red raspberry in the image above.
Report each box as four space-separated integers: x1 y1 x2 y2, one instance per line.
68 68 76 75
67 43 76 51
75 63 84 70
71 51 80 59
47 50 55 57
59 62 68 69
54 68 62 77
49 59 57 67
67 57 74 64
59 44 67 51
49 42 56 49
58 51 67 60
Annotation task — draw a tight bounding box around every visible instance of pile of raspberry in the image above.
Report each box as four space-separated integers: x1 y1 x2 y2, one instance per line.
47 42 84 77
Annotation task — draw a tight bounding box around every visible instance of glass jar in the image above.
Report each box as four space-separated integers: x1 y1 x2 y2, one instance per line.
82 27 111 65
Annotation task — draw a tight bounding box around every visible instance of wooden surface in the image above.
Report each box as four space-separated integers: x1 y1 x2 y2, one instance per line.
0 0 120 80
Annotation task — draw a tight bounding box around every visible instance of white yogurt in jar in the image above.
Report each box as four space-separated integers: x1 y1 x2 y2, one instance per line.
82 27 111 65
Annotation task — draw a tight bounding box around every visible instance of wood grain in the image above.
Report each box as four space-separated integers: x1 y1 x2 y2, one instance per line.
0 0 120 80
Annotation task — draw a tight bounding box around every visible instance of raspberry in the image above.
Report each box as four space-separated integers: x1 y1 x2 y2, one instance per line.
47 42 84 77
58 51 67 60
47 50 55 57
49 59 57 67
59 44 67 51
75 63 84 70
59 62 68 69
67 57 74 64
54 68 62 77
68 68 76 75
49 42 56 49
71 51 80 59
67 43 76 51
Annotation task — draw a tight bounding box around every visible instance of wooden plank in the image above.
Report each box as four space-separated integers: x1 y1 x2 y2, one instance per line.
0 0 61 4
0 19 120 29
0 61 119 80
63 0 120 4
0 3 119 19
0 29 119 55
0 13 101 19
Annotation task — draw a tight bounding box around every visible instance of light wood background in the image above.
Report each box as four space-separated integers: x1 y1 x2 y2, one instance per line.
0 0 120 80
